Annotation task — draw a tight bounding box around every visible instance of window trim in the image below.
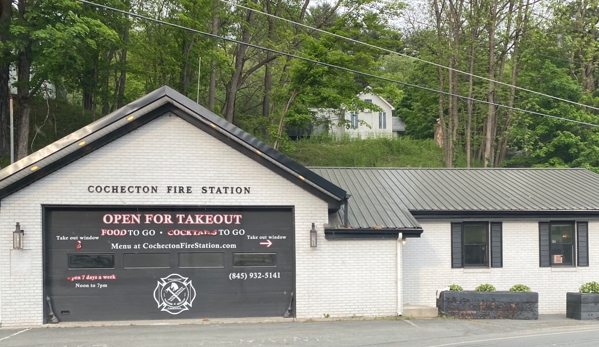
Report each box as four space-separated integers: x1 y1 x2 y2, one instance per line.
540 221 587 268
451 222 502 269
350 112 359 129
550 222 575 266
462 222 490 268
364 99 372 113
378 112 387 129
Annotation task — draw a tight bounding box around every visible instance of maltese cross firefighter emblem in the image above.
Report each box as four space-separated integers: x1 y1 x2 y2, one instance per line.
153 274 197 315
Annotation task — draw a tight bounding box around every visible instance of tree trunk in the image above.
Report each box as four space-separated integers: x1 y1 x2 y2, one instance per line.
0 0 12 157
0 61 8 158
432 0 451 167
222 0 256 123
448 0 463 168
82 67 95 111
208 0 219 111
16 44 31 160
484 0 498 167
117 17 129 108
466 45 475 168
262 0 281 119
496 0 528 166
273 89 299 150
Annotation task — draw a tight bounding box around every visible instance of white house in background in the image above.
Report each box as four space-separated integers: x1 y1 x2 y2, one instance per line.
313 90 404 139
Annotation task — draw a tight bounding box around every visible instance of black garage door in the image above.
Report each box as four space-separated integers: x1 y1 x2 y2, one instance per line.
45 206 295 322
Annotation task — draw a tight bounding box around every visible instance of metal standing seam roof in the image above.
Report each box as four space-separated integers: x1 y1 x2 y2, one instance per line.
0 86 346 205
310 167 599 230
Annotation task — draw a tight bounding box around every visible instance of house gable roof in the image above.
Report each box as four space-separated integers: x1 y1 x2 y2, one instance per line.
358 91 395 111
312 167 599 235
0 86 347 208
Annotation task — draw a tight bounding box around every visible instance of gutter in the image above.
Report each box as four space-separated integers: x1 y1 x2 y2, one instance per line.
324 227 423 240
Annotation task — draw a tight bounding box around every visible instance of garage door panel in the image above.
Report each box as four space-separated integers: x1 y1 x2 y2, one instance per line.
51 290 293 321
46 207 295 322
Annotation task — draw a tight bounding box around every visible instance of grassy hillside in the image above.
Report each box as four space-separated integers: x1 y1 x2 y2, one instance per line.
2 99 474 169
281 135 476 168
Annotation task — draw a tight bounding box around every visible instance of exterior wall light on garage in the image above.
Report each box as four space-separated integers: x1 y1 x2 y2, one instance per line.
401 237 407 246
13 222 24 250
310 223 317 248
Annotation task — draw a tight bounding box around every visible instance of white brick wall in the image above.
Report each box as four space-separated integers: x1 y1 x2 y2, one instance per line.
0 115 399 326
403 220 599 314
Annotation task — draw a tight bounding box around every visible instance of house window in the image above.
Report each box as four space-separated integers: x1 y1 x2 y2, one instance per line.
350 112 359 129
378 112 386 129
539 221 588 267
451 222 502 268
464 223 488 266
364 99 372 113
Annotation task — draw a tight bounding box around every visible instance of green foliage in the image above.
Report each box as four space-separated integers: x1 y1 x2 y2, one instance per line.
509 284 531 292
475 284 496 292
579 282 599 294
449 284 463 291
281 136 450 167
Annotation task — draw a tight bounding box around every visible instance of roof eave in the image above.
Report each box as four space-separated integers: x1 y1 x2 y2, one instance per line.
324 227 423 240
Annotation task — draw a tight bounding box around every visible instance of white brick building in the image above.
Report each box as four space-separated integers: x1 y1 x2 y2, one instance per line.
1 87 597 326
314 168 599 316
0 87 405 326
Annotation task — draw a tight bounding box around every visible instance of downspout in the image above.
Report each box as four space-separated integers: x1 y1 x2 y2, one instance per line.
397 232 403 316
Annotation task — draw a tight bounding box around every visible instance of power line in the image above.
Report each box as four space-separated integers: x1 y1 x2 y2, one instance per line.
77 0 599 128
222 0 599 114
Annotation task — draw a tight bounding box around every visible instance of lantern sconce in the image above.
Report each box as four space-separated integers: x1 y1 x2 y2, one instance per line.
310 223 317 248
401 237 407 246
13 222 24 250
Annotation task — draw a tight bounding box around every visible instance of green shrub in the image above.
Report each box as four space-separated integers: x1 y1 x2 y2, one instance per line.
449 284 463 291
580 281 599 293
475 284 496 292
509 284 531 292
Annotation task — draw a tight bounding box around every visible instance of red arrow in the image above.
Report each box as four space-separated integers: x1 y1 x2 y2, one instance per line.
259 239 273 247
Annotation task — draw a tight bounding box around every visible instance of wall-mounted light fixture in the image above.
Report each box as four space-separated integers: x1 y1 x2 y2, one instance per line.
13 222 24 250
401 237 407 246
310 223 317 248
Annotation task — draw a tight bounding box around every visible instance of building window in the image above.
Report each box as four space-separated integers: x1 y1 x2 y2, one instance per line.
350 112 359 129
68 254 115 269
233 253 277 267
451 222 502 268
124 253 170 269
179 252 224 268
378 112 387 129
539 221 588 267
364 99 372 113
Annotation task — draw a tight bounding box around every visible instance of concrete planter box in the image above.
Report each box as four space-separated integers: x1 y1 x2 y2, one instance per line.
566 292 599 320
437 291 538 320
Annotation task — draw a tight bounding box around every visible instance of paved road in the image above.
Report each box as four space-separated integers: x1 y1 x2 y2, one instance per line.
1 315 599 346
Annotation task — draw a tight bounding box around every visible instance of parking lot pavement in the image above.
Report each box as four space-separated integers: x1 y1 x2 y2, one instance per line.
0 315 598 347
